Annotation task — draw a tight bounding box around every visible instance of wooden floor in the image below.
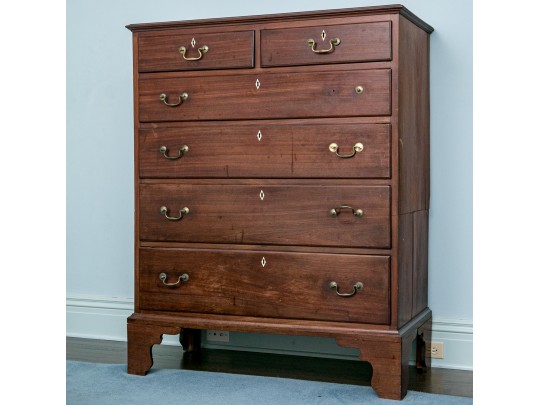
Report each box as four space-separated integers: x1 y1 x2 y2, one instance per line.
66 337 472 398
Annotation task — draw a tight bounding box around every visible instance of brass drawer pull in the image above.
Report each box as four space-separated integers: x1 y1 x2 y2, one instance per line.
160 206 189 221
159 272 189 286
328 142 364 158
307 37 340 54
329 281 363 298
178 45 209 61
330 205 364 218
159 92 188 107
160 145 189 160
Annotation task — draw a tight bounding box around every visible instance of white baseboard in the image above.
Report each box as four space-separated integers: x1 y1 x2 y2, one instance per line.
66 294 472 370
66 295 134 341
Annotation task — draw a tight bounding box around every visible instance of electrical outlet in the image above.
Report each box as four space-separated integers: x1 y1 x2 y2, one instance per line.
431 342 444 359
206 330 230 342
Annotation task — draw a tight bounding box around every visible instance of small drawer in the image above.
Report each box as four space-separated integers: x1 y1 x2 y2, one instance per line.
138 69 391 122
139 248 390 324
137 30 254 72
261 22 391 67
139 183 390 248
139 122 390 179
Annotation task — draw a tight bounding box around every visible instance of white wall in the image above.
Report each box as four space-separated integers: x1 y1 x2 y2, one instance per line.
67 0 472 369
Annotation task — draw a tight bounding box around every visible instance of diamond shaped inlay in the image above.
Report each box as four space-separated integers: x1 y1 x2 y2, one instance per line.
255 78 261 89
261 257 267 267
191 37 196 47
257 130 262 141
259 190 265 200
321 30 327 41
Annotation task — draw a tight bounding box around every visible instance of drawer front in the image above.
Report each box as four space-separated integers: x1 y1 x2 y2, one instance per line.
139 123 390 179
140 184 390 248
261 22 391 67
139 69 391 122
139 248 390 324
138 30 254 72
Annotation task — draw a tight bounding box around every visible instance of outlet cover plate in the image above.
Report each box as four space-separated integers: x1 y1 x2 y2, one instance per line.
206 330 230 342
431 342 444 359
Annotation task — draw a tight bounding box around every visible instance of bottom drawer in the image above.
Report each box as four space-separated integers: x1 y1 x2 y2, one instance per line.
139 248 390 324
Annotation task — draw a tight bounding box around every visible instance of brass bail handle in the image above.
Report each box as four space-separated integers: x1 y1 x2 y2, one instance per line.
328 142 364 159
160 206 190 221
159 272 189 286
329 205 364 218
160 92 189 107
160 145 189 160
329 281 363 298
307 37 341 54
179 45 209 61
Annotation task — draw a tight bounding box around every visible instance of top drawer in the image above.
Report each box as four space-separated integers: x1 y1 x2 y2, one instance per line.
137 30 254 72
261 22 391 67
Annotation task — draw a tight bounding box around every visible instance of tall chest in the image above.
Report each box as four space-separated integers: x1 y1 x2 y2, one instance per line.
127 5 433 400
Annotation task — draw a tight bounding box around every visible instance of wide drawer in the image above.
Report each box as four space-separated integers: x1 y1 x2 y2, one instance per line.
139 248 390 324
138 69 391 122
139 122 390 179
261 22 391 67
137 30 254 72
139 184 390 248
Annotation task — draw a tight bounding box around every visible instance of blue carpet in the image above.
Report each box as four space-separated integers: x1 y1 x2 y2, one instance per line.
67 360 472 404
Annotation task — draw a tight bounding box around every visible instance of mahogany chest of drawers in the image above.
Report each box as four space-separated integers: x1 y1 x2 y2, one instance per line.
126 5 433 400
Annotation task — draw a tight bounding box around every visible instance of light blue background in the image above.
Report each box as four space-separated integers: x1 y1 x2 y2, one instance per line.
67 0 472 323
